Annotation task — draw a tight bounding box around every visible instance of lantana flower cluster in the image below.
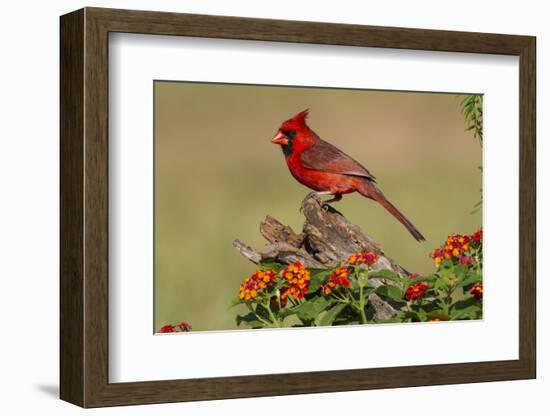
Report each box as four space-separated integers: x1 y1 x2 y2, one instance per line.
239 269 277 300
321 251 379 296
158 321 192 333
405 282 429 301
237 262 312 306
321 266 352 295
430 228 482 266
470 282 483 300
472 228 483 244
404 273 429 302
319 251 382 311
348 251 379 266
281 261 311 304
233 233 483 327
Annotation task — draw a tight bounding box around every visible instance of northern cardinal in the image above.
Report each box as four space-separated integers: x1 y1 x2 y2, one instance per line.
270 109 425 242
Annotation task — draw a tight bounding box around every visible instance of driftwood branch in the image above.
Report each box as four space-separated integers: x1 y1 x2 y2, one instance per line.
233 194 408 319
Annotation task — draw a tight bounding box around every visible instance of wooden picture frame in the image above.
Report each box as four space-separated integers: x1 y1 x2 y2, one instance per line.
60 7 536 408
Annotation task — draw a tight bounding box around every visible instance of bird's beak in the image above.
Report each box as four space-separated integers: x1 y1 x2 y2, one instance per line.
271 130 288 145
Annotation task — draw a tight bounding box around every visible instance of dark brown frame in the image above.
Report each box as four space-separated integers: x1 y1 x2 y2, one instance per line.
60 7 536 408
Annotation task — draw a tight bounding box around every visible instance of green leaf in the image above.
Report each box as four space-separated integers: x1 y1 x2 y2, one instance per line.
236 312 264 328
449 297 482 320
405 274 438 288
409 306 428 321
258 262 285 272
318 304 347 326
471 201 482 214
450 305 481 320
434 277 448 291
228 298 243 309
367 269 401 282
307 269 333 294
375 284 404 303
457 273 482 288
293 297 333 321
454 264 468 280
278 305 298 319
255 303 270 320
451 297 478 311
419 309 429 321
440 260 454 278
356 274 373 289
400 310 421 322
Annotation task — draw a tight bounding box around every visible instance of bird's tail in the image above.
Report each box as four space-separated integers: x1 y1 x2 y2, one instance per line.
356 179 426 242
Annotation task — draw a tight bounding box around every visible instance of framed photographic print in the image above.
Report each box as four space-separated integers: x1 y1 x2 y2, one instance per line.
60 7 536 408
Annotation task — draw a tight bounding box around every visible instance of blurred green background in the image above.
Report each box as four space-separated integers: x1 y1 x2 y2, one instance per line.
154 81 482 332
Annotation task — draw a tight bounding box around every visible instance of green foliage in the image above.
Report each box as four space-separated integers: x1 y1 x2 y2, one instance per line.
460 95 483 144
293 297 333 321
231 229 483 328
460 95 483 213
318 304 347 326
375 284 405 303
307 269 334 294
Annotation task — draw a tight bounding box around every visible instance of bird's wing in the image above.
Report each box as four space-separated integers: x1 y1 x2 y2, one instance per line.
299 139 376 181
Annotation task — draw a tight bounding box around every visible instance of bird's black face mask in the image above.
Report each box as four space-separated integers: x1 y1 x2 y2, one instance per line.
281 130 296 157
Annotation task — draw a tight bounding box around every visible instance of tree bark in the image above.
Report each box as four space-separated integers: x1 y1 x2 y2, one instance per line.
233 194 408 320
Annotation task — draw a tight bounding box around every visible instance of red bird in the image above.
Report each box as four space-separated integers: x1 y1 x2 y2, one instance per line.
270 109 425 242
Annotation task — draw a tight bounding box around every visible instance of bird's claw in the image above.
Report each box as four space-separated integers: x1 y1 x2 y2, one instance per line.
301 192 336 213
308 192 328 206
301 192 322 213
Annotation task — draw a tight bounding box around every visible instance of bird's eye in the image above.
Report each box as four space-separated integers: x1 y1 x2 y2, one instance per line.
283 129 297 139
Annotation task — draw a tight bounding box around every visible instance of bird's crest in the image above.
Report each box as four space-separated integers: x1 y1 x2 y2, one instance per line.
282 109 310 131
292 109 309 125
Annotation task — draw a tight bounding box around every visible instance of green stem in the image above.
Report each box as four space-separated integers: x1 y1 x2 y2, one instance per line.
359 307 368 324
265 301 281 328
475 254 482 274
287 296 298 308
358 285 368 324
448 284 456 304
332 292 349 303
246 303 273 328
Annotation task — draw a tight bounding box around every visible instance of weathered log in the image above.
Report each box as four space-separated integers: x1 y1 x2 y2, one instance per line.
260 215 303 247
233 194 408 319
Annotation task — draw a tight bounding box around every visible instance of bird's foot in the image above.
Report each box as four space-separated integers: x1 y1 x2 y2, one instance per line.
322 194 342 211
305 191 325 205
302 192 342 213
301 192 323 213
321 202 342 214
321 203 331 212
